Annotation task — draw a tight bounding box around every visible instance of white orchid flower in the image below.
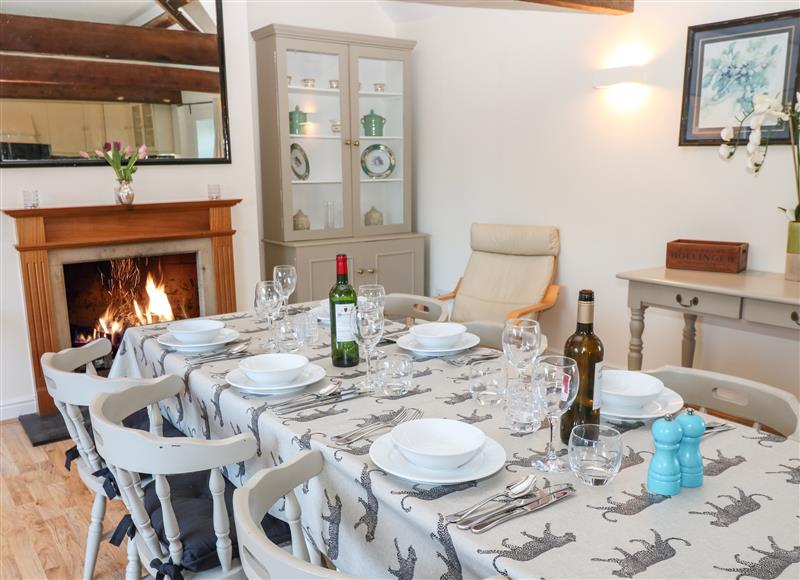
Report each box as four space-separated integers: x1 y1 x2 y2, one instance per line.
795 92 800 113
748 128 761 146
749 114 764 130
752 93 771 113
746 150 765 173
719 143 734 159
720 126 734 141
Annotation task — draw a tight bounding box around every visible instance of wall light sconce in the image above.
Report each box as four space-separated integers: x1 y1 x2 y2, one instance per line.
593 65 649 112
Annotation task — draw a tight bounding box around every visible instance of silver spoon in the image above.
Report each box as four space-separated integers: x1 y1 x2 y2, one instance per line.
266 380 344 410
446 473 537 523
189 341 250 361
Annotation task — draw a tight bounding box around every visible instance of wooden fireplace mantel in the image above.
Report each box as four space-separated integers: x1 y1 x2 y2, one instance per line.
3 198 242 415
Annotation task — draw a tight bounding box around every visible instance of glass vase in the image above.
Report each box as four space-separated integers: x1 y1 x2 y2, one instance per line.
115 180 135 205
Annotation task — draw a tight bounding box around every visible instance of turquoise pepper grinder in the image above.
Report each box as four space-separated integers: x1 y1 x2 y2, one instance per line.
647 414 683 496
676 408 705 488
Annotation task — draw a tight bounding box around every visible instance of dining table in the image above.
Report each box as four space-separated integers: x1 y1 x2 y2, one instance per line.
109 307 800 579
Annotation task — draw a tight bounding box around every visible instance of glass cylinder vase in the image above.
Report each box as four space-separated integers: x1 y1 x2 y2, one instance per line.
115 180 135 206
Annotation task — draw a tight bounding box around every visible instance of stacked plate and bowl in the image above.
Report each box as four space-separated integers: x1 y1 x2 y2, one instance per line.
600 370 684 420
157 319 240 353
369 418 506 484
396 323 480 356
225 354 326 395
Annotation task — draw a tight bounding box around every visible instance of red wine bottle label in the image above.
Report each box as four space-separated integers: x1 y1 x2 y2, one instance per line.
593 362 604 410
334 303 355 342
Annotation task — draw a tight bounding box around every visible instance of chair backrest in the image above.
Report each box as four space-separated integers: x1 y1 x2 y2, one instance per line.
89 378 258 574
646 365 800 439
463 321 503 350
41 339 166 473
384 293 448 323
233 451 358 579
451 223 559 323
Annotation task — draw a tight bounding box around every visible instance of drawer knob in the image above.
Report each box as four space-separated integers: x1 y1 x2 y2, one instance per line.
675 294 699 308
344 139 352 146
791 311 800 326
367 268 376 274
356 268 364 275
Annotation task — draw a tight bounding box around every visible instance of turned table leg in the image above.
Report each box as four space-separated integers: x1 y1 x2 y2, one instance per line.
627 305 647 370
681 313 698 368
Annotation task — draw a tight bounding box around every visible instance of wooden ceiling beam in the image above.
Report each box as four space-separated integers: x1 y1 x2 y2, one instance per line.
1 54 220 94
0 81 183 104
0 13 218 67
153 0 199 32
519 0 633 14
144 0 191 28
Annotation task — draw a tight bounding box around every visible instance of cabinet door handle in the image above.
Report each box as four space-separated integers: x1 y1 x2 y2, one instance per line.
675 294 699 308
367 268 376 274
344 139 351 146
791 311 800 326
356 268 364 275
353 140 360 146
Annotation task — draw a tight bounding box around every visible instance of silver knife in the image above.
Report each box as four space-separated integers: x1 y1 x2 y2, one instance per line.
274 390 372 415
470 487 575 534
456 483 574 530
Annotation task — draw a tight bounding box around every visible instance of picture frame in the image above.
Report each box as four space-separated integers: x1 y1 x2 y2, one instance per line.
679 10 800 146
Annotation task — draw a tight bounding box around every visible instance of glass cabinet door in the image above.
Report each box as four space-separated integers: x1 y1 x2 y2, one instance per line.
349 46 412 236
277 39 352 240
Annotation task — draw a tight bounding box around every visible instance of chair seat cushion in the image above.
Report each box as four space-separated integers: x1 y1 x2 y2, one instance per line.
143 470 291 573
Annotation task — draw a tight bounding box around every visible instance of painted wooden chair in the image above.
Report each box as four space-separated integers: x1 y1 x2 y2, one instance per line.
233 450 357 579
437 223 560 323
89 377 289 579
646 365 800 439
383 293 448 324
41 338 180 580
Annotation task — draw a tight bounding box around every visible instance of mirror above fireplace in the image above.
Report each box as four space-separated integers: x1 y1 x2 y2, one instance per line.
0 0 231 167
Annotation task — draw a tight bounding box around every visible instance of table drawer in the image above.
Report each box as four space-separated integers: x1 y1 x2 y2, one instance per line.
630 282 741 319
743 299 800 331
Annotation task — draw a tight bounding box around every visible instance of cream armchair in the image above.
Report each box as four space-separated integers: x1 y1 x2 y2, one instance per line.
437 223 560 322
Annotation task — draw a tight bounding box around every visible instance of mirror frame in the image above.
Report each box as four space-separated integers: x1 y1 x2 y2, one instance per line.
0 0 231 168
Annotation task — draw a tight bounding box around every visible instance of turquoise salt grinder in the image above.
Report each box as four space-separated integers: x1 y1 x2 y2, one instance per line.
676 408 705 488
647 414 683 496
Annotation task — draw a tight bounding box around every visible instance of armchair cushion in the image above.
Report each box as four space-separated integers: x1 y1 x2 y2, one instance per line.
144 470 291 573
471 223 559 256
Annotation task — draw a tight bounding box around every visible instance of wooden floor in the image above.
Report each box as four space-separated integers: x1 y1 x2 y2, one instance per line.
0 419 129 579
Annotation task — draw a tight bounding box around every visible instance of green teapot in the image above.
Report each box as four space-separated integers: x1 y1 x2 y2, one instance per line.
289 106 307 135
361 109 386 137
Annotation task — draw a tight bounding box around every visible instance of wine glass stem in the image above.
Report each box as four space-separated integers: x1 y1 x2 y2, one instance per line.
365 348 372 387
546 414 560 461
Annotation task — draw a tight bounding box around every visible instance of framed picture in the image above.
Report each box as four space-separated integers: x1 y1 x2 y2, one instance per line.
679 10 800 146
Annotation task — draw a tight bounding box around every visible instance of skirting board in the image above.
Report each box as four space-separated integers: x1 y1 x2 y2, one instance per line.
0 397 36 421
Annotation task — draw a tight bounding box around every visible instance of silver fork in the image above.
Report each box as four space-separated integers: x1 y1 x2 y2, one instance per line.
333 408 422 445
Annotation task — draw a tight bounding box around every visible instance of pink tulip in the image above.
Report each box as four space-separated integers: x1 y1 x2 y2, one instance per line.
95 149 104 157
79 151 90 158
138 144 148 158
103 142 112 152
113 141 121 151
124 145 133 156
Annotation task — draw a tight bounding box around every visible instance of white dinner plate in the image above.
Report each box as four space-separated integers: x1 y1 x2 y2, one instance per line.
369 433 506 485
395 332 481 356
600 386 684 420
225 364 326 394
157 328 240 353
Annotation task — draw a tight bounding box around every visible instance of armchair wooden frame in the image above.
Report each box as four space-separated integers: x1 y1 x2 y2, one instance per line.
436 278 561 320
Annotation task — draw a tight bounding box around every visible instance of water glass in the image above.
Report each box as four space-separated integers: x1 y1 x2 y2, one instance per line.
469 361 507 406
358 284 386 310
298 311 319 345
273 265 297 317
568 424 623 487
532 355 579 473
276 314 305 352
502 319 542 375
23 190 39 209
351 303 384 390
377 353 413 396
207 184 221 200
505 380 544 434
254 280 283 351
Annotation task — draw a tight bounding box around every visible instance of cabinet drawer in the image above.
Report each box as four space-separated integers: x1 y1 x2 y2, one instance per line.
743 299 800 331
629 282 741 319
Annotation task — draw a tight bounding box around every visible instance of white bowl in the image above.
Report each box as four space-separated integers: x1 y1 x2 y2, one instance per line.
239 354 309 386
409 323 466 350
601 370 664 410
391 418 485 471
166 319 225 345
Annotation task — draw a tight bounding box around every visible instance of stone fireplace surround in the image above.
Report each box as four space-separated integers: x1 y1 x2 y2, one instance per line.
3 199 241 416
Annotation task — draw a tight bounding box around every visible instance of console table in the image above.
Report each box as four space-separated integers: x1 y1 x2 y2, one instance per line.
617 267 800 370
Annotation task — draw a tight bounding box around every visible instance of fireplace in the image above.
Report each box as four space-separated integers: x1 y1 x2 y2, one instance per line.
63 253 201 357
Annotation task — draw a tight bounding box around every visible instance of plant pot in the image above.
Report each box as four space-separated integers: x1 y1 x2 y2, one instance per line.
115 180 135 205
786 221 800 282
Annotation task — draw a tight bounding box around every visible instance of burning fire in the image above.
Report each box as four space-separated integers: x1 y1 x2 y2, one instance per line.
85 259 175 346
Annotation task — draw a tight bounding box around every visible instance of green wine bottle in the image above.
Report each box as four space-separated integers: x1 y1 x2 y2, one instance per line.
560 289 604 444
329 254 359 367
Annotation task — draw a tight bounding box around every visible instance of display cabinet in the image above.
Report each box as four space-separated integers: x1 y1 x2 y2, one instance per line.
252 24 425 297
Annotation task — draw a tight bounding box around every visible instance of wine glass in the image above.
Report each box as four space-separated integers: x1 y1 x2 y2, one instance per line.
350 302 384 390
273 265 297 318
358 284 386 310
531 355 579 472
502 319 542 378
568 424 623 487
254 280 283 351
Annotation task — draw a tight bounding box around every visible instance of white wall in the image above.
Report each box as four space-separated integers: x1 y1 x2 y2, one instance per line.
0 1 397 418
393 0 799 394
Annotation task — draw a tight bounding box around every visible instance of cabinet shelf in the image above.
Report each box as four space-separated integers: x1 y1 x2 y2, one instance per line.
288 86 340 95
359 91 403 98
360 178 403 183
291 180 342 185
360 136 402 140
289 134 341 140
